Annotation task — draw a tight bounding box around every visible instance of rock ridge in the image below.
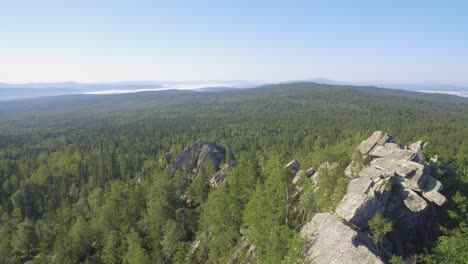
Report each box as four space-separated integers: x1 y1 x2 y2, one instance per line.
298 131 447 263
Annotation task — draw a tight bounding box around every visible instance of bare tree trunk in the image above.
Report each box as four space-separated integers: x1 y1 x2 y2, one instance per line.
285 183 289 225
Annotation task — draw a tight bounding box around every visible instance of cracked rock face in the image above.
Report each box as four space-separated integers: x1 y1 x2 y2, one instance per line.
300 131 447 263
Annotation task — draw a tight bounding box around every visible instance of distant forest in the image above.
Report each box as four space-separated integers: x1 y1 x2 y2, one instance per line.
0 83 466 263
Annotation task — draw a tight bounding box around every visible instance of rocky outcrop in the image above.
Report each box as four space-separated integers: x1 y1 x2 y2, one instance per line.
300 131 447 263
300 213 383 264
336 132 446 230
356 131 393 155
168 140 236 186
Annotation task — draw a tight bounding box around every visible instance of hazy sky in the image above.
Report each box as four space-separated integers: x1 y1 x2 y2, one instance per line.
1 0 467 84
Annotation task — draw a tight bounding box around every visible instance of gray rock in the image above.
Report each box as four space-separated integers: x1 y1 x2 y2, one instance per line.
346 133 446 221
336 177 385 229
359 165 391 180
311 174 319 185
345 160 363 178
292 167 317 187
422 175 443 193
357 131 393 155
409 140 426 162
210 163 235 187
386 187 427 231
408 140 424 153
292 170 306 185
345 161 354 178
170 141 218 175
394 166 415 178
300 213 383 264
305 167 316 177
399 170 426 192
311 162 338 185
169 141 236 185
422 190 447 206
286 159 301 174
402 189 428 212
300 131 448 263
369 145 415 160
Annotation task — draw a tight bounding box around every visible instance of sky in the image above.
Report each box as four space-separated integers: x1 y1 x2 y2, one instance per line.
1 0 467 85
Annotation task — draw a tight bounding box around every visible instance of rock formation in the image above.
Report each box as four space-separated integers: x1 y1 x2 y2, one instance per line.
299 131 447 263
210 155 237 187
300 213 383 264
167 140 236 186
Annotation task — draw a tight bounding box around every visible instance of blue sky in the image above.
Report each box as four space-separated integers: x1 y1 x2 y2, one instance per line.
1 0 467 84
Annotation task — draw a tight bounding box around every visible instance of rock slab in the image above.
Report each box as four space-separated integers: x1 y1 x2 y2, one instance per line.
300 213 383 264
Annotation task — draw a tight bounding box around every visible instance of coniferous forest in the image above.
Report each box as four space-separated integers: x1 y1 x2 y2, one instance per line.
0 83 467 263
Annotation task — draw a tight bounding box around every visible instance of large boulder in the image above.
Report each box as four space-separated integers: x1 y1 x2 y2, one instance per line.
356 131 394 155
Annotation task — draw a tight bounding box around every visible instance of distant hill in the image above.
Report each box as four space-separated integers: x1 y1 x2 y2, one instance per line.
195 86 239 92
1 82 466 118
2 79 468 101
287 78 468 97
0 80 264 100
0 82 164 101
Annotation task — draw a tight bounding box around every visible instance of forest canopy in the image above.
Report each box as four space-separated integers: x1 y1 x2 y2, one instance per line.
0 82 467 263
